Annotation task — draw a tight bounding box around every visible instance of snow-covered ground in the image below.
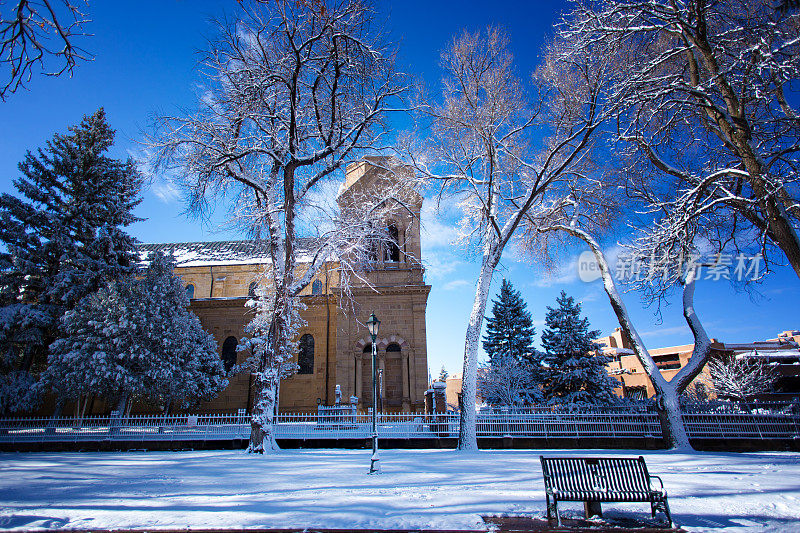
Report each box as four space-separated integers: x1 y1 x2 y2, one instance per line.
0 449 799 532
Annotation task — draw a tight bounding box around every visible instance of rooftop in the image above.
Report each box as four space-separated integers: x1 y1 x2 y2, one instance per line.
138 239 317 267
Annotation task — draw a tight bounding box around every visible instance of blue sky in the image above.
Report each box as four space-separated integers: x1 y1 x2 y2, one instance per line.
1 0 798 380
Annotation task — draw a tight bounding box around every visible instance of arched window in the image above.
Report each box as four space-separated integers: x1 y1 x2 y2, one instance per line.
222 336 238 372
311 279 323 295
363 343 372 354
298 334 314 374
248 281 257 298
386 343 401 353
185 284 195 299
385 223 400 262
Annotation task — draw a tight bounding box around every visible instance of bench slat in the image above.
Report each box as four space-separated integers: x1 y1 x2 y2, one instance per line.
541 456 655 501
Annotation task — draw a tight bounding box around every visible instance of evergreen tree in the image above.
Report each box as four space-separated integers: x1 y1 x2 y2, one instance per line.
540 291 619 405
439 365 449 382
482 279 537 365
44 252 228 412
0 109 142 413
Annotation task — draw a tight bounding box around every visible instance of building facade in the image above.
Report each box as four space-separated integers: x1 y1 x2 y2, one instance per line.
596 328 800 401
140 161 431 414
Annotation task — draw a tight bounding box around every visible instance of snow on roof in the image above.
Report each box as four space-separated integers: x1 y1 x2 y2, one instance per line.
735 350 800 360
602 347 635 356
138 239 318 267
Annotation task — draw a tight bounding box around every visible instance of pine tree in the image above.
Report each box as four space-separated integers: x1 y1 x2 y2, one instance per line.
0 109 142 413
482 279 537 365
439 366 449 382
44 252 227 411
540 291 619 406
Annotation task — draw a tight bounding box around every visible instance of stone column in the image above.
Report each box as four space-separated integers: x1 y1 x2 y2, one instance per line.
408 348 418 407
401 352 410 412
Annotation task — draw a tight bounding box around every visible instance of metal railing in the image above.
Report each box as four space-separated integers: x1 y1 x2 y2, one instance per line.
1 405 797 444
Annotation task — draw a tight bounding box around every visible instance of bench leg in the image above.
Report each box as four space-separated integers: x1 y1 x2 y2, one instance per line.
584 500 602 519
546 494 560 526
651 498 673 528
545 494 552 523
662 498 673 528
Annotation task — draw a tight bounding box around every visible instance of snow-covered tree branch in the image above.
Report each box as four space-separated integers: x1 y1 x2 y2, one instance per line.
0 0 91 100
477 356 540 407
557 0 800 280
704 356 779 403
533 213 712 449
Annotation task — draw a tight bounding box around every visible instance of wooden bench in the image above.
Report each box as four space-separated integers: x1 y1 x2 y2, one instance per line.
540 456 672 528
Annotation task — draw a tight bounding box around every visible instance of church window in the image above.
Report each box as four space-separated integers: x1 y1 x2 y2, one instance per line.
222 336 238 372
185 284 195 299
386 342 401 353
312 279 323 295
385 223 400 262
248 281 257 298
298 334 314 374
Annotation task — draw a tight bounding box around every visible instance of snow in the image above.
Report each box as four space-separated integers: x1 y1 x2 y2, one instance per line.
1 449 799 532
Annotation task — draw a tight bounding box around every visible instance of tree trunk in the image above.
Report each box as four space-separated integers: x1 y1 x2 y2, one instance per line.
758 192 800 279
458 247 500 451
248 370 280 453
656 389 692 450
108 394 127 435
45 398 64 434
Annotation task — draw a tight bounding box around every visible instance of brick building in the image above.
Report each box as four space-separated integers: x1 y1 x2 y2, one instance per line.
140 160 431 414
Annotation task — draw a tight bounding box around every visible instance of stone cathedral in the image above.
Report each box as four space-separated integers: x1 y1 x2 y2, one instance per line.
139 160 431 414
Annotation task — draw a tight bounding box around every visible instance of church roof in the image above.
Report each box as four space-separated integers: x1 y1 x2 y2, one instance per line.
138 238 317 267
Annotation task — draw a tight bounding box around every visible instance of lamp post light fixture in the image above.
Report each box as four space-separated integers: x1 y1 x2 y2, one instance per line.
366 311 381 474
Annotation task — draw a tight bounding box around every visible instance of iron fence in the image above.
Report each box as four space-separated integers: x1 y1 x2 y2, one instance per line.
0 404 797 444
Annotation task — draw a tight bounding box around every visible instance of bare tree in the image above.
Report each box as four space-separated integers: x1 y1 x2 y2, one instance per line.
406 27 611 450
558 0 800 279
704 356 778 403
0 0 91 100
150 0 409 453
477 356 540 407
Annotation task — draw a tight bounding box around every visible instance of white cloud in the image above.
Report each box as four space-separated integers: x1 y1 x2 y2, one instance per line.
420 198 461 252
442 279 470 291
424 253 462 280
579 291 601 304
151 179 181 203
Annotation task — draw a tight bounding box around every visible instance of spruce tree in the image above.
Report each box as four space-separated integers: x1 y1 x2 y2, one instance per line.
482 279 537 365
44 252 228 412
0 109 142 413
540 291 619 405
439 365 449 382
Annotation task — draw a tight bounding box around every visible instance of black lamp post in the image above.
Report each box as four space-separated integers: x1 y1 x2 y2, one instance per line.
366 311 381 474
